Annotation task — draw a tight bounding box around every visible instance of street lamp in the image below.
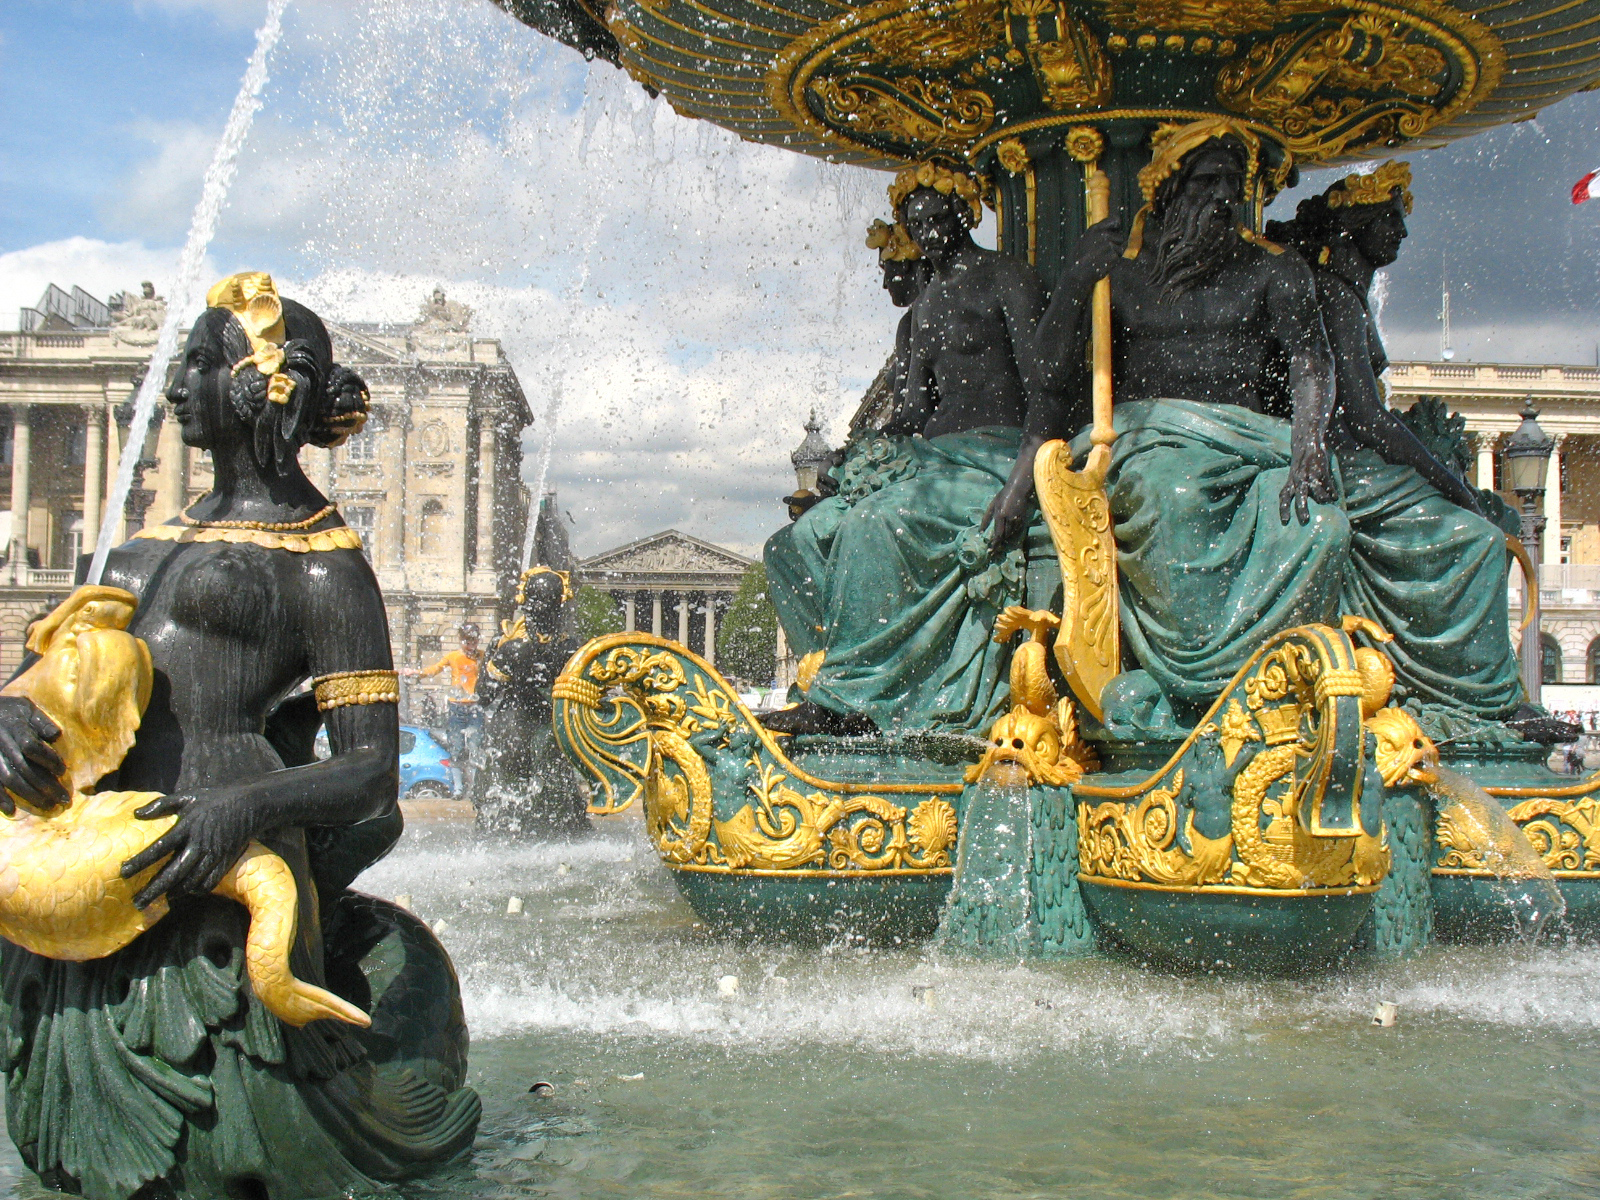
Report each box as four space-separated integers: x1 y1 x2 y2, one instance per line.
1504 396 1555 703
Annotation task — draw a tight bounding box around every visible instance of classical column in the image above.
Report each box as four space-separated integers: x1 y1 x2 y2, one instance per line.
9 405 31 570
704 597 717 664
82 404 104 553
474 418 496 573
1545 434 1567 567
104 415 122 547
156 411 186 524
677 595 689 645
651 593 663 637
1474 431 1498 491
623 593 637 632
775 623 791 691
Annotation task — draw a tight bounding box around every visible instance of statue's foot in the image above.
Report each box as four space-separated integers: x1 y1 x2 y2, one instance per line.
759 700 878 738
1506 704 1583 745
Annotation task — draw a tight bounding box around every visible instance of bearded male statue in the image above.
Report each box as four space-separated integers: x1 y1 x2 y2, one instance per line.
1036 119 1522 735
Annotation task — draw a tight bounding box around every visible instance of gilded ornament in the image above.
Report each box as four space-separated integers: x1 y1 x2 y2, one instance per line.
206 272 299 405
1024 9 1111 111
133 523 363 553
866 217 922 261
1216 697 1260 767
1508 796 1600 875
312 669 401 711
0 587 368 1028
1365 705 1436 787
179 502 336 531
1095 0 1326 37
968 607 1098 785
888 160 987 226
1327 159 1414 212
811 75 995 151
1064 124 1105 163
997 137 1030 174
551 633 962 870
517 565 574 604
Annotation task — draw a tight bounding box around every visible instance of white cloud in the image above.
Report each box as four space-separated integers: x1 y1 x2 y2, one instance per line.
0 238 188 329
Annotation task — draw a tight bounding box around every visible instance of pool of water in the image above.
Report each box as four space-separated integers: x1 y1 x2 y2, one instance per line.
7 816 1600 1199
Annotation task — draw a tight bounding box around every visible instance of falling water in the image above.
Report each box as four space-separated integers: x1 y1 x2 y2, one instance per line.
87 0 290 585
1428 764 1566 941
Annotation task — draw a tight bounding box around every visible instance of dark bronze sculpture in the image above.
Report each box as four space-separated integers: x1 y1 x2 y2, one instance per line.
764 164 1062 738
1037 128 1522 729
0 274 477 1200
470 567 591 837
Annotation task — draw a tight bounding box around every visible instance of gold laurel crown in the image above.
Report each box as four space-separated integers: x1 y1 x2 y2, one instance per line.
1327 161 1413 214
206 272 297 407
866 218 922 262
888 162 985 228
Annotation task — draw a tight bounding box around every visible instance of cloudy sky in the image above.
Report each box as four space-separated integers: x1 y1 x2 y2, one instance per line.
5 1 1600 557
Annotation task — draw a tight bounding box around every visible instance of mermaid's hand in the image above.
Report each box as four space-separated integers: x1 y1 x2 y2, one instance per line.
122 789 255 909
0 695 66 814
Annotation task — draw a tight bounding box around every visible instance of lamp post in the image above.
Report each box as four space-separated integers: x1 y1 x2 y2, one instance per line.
1504 397 1555 704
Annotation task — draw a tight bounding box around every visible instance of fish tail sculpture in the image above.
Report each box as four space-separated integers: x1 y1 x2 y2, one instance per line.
0 586 370 1028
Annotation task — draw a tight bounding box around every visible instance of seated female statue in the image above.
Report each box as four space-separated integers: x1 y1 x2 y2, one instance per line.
0 274 478 1200
764 164 1068 737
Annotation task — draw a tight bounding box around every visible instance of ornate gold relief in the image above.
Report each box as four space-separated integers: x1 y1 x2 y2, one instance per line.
553 633 963 875
810 75 995 150
1076 623 1396 895
1019 4 1111 110
1505 796 1600 877
1217 8 1500 161
968 607 1098 786
1094 0 1326 38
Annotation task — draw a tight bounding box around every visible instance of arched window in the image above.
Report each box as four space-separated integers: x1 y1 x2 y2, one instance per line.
1587 637 1600 685
1542 633 1563 684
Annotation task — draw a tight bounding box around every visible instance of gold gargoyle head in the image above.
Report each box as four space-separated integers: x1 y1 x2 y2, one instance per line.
1367 706 1438 788
965 702 1086 788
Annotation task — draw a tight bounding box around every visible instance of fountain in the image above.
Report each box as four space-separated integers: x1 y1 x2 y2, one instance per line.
497 0 1600 966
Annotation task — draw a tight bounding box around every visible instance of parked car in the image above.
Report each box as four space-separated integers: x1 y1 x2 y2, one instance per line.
313 724 456 799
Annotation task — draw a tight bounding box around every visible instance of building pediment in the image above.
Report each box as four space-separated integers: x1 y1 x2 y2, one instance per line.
579 530 752 579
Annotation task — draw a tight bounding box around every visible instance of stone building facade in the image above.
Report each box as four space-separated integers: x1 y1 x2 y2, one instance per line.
574 529 753 666
0 285 533 704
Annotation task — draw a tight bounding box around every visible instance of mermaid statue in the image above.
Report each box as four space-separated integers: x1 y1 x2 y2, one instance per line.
0 273 479 1200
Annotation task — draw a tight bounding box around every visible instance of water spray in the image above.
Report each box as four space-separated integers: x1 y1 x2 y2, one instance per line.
87 0 290 585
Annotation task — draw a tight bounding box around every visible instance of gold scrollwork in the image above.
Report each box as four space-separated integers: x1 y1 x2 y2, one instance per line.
810 75 995 149
1506 796 1600 877
553 633 963 874
1217 8 1489 160
1094 0 1327 38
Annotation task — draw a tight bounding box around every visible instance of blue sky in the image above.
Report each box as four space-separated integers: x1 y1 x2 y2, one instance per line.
5 1 1600 552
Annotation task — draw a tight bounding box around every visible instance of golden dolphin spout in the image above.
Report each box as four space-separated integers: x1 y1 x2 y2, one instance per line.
0 587 368 1028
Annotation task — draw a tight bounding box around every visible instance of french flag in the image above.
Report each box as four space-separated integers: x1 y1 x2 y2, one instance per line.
1574 168 1600 204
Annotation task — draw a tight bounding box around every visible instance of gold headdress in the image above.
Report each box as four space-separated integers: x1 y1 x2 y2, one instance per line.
888 162 984 228
866 219 922 262
205 272 296 406
517 565 573 606
1124 117 1288 259
1327 161 1413 214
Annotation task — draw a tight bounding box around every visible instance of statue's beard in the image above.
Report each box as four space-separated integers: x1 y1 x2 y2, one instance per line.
1148 192 1235 302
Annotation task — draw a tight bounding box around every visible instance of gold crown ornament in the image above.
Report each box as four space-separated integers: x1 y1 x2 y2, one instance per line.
516 565 573 605
1327 161 1414 214
865 219 922 262
205 272 297 406
888 162 985 228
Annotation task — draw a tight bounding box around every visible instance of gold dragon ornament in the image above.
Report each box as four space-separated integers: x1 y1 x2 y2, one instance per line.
967 607 1099 786
0 587 369 1028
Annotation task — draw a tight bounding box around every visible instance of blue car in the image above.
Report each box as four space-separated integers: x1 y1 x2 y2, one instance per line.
314 724 456 799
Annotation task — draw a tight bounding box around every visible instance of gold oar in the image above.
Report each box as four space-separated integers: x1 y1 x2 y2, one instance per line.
1034 126 1121 721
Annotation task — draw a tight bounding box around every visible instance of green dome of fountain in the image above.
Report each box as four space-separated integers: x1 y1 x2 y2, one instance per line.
498 0 1600 170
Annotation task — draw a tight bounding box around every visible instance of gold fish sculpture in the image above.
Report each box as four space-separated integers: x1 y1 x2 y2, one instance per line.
0 586 369 1028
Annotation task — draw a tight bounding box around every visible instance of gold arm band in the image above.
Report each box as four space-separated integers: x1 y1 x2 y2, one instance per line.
313 669 400 711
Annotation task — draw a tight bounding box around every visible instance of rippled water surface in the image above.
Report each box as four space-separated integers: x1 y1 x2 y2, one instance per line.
8 815 1600 1199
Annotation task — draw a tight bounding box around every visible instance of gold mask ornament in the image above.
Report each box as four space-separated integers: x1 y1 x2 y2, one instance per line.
205 272 297 406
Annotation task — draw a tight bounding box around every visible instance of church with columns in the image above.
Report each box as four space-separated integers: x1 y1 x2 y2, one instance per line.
0 284 532 687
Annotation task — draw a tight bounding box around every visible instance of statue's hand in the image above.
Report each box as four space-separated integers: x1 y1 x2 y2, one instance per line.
981 476 1033 552
0 695 66 814
1279 441 1338 525
1066 216 1124 288
122 789 255 909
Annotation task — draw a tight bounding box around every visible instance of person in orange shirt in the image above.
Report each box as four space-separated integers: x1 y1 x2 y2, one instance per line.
406 624 483 777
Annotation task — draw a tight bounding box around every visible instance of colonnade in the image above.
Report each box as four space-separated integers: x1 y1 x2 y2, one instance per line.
1472 430 1570 563
3 402 134 573
616 589 728 664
